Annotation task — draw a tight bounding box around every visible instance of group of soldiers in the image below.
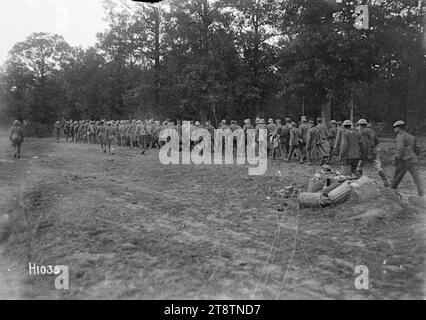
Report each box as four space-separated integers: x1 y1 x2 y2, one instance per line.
54 119 167 154
52 116 424 198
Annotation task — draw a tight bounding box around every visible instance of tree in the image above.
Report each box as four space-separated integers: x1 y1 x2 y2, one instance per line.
5 32 72 125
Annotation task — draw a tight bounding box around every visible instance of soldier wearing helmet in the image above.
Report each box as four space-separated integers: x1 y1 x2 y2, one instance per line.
390 121 424 197
357 119 390 187
339 120 366 177
55 121 62 143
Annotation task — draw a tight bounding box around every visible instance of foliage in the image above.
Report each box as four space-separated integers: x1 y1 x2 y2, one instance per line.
0 0 425 134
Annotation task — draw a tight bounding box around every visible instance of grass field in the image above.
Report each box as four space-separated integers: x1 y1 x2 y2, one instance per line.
0 134 425 300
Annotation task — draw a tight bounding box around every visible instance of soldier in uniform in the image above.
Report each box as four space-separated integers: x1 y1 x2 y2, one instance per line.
306 120 324 165
89 121 96 144
286 122 301 162
219 120 229 130
63 121 70 142
137 120 148 154
243 119 253 133
73 121 79 143
10 120 24 159
105 121 117 155
55 121 62 143
390 121 424 197
267 118 277 159
280 118 291 158
129 120 137 148
298 117 310 163
339 120 365 178
230 120 241 132
316 117 330 165
151 121 162 149
97 121 106 153
115 121 121 147
357 119 390 187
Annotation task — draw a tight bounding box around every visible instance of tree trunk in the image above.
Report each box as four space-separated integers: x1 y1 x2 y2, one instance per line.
321 92 332 126
154 6 161 119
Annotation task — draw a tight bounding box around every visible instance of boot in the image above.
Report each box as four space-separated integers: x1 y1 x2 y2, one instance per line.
379 170 391 188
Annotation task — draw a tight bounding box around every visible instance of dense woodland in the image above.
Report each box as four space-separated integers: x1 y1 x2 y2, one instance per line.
0 0 425 136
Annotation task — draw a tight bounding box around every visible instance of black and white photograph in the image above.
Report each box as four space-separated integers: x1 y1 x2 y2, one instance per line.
0 0 425 303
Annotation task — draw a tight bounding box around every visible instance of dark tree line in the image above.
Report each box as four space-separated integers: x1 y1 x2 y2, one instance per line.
0 0 425 136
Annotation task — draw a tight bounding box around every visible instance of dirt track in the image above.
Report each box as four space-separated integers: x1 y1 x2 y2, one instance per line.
0 133 425 300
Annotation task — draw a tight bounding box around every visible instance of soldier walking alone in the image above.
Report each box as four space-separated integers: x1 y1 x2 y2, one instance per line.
9 120 24 159
390 121 424 197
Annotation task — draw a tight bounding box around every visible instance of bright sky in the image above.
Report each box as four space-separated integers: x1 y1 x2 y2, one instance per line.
0 0 109 65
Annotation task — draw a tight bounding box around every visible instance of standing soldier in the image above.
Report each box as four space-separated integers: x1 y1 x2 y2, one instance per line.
130 120 138 148
286 122 301 162
105 121 117 155
10 120 24 159
146 120 154 149
316 117 330 165
298 117 310 164
230 120 241 132
328 120 338 160
73 121 79 143
80 121 86 143
219 120 229 130
390 121 424 197
88 121 96 144
55 121 62 143
306 120 324 165
137 120 148 154
63 121 70 142
205 121 215 152
115 121 120 146
267 118 277 159
357 119 390 187
97 121 106 153
123 120 129 147
339 120 365 178
280 118 291 159
243 119 253 133
119 121 125 147
151 121 162 149
71 120 76 142
273 119 283 159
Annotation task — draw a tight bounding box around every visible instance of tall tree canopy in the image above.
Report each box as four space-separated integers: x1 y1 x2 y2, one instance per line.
1 0 425 134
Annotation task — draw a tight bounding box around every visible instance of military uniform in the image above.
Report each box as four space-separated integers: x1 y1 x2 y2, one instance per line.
328 123 338 155
316 121 330 163
339 125 365 177
287 125 301 162
280 121 291 157
10 121 24 158
391 129 424 196
137 121 148 151
55 122 62 142
357 121 390 187
298 121 310 163
105 123 117 154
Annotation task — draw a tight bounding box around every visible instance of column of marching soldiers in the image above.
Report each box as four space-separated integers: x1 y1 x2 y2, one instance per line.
53 116 424 198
